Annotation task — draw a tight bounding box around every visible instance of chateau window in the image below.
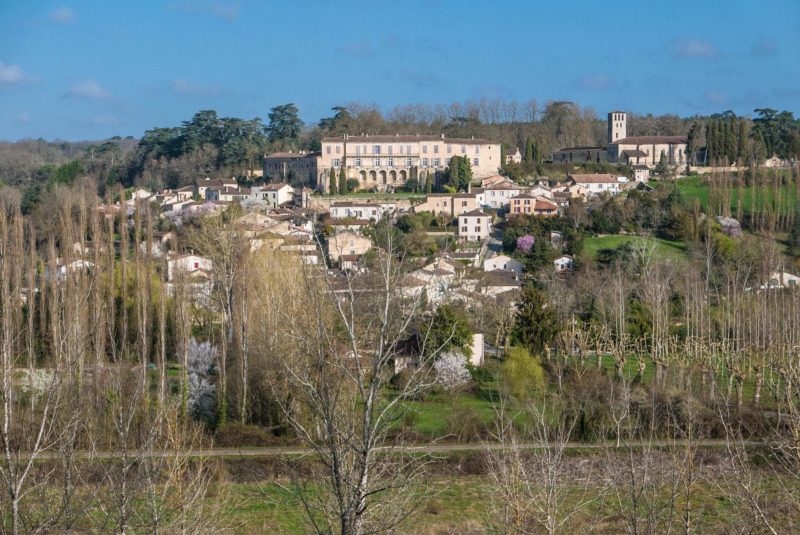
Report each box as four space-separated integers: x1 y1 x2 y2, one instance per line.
399 145 404 154
405 158 412 167
354 158 361 166
373 158 380 167
423 145 428 154
475 145 480 154
335 145 341 154
422 158 429 167
332 159 341 167
388 145 393 155
461 145 466 153
461 226 467 233
473 158 479 166
326 146 331 154
388 158 394 167
406 145 411 153
474 226 480 232
434 145 439 154
356 146 361 155
433 158 440 167
447 145 452 153
373 145 381 155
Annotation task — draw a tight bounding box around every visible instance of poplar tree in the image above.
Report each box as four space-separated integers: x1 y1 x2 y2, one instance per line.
329 168 336 195
338 169 347 195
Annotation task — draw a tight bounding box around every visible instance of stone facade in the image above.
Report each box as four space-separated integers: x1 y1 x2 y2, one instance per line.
318 134 501 193
263 151 319 185
553 111 687 169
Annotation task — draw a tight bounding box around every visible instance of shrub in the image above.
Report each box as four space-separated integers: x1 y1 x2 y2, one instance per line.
499 346 545 401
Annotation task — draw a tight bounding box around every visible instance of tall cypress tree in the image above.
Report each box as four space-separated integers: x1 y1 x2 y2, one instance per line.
338 169 347 195
425 172 433 193
329 168 337 195
524 137 534 163
790 203 800 256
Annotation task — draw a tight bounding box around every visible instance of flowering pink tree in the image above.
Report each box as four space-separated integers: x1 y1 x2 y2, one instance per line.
517 234 535 252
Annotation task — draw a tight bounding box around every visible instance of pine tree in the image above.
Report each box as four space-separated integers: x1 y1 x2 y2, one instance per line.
329 168 336 195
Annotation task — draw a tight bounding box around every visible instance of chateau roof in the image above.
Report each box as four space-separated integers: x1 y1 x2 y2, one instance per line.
322 134 496 144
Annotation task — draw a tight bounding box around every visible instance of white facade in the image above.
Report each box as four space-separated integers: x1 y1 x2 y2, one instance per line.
458 210 491 242
483 254 523 273
167 254 212 281
319 134 501 192
249 183 294 209
554 255 574 272
329 202 395 220
482 183 524 209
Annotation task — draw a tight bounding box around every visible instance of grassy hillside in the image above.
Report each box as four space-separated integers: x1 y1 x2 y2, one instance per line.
670 174 799 217
583 235 686 261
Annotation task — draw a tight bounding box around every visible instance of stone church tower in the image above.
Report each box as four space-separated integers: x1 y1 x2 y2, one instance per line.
608 111 627 143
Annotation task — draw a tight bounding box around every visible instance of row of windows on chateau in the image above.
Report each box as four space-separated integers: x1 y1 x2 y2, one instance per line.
330 157 480 168
325 144 480 156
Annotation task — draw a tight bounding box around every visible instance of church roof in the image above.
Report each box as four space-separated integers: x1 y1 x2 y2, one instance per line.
610 136 686 145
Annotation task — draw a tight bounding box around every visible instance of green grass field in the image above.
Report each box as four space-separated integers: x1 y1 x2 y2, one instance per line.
222 469 796 534
669 175 798 216
583 235 686 261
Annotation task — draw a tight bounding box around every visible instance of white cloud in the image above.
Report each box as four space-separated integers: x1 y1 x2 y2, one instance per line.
0 61 34 87
15 112 31 124
66 80 111 100
669 38 719 59
50 7 75 24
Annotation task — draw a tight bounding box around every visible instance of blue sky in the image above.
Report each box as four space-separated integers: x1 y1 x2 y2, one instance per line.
0 0 798 141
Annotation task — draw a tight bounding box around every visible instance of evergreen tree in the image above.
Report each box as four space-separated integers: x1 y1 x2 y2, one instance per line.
790 203 800 257
736 120 748 164
329 168 337 195
687 121 701 164
524 137 534 163
425 172 433 193
724 120 737 165
511 285 559 356
338 169 347 195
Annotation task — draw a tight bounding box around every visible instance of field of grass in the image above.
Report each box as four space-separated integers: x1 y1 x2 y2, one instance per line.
669 174 799 216
222 468 796 534
583 235 686 261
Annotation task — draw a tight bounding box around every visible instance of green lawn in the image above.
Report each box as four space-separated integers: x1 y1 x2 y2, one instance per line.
669 174 798 216
222 469 796 534
583 235 686 261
